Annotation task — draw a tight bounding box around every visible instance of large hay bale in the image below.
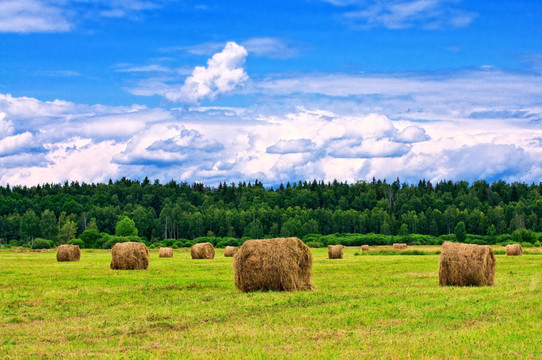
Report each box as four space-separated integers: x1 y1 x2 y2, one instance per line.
233 237 314 292
56 244 81 262
224 246 238 257
159 247 173 258
191 242 215 259
393 243 407 250
438 241 495 286
361 245 370 251
110 242 149 270
505 243 522 256
328 244 343 259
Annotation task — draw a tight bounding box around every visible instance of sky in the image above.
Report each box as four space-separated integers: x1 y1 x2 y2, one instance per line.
1 0 542 187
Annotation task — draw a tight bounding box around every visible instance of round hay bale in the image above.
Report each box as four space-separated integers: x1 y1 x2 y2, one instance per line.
224 246 238 257
110 242 149 270
361 245 370 251
191 242 215 259
438 241 495 286
56 244 81 262
328 244 343 259
159 247 173 258
233 237 314 292
505 243 522 256
393 243 407 250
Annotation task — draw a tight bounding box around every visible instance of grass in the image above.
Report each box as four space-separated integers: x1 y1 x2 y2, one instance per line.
1 247 541 359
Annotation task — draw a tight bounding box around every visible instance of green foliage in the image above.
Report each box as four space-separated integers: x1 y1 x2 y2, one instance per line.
3 178 542 247
454 221 467 242
58 220 77 245
115 216 138 237
20 209 40 242
40 209 58 240
32 238 51 249
79 229 102 248
305 241 325 248
68 239 85 248
102 235 143 249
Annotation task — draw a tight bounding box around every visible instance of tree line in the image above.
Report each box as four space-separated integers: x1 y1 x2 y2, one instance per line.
1 177 542 248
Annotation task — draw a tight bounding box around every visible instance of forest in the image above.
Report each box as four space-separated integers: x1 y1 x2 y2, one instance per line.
1 177 542 249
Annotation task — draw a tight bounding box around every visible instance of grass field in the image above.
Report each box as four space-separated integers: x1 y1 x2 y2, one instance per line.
1 247 541 359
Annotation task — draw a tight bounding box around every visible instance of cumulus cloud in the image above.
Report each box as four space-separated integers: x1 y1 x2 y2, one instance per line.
266 139 317 154
394 126 430 143
0 112 14 138
113 124 224 167
164 42 249 104
1 91 542 187
0 132 34 156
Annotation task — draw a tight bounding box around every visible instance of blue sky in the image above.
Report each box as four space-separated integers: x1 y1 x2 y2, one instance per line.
1 0 542 186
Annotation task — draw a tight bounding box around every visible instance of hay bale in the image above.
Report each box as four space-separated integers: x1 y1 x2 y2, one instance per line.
393 243 407 250
505 243 522 256
224 246 238 257
191 242 215 259
110 242 149 270
438 241 495 286
328 244 343 259
56 244 81 262
233 237 314 292
361 245 370 251
159 247 173 258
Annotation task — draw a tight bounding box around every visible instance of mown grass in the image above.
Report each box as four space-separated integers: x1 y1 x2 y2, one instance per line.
1 247 541 359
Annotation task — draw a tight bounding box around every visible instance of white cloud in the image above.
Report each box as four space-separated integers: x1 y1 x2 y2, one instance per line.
0 0 164 33
241 37 299 59
395 126 430 143
164 42 249 104
325 0 476 30
0 0 70 33
267 139 317 154
1 89 542 187
0 112 14 138
0 132 33 156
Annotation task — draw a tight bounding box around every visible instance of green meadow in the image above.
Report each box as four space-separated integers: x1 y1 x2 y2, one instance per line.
1 247 541 359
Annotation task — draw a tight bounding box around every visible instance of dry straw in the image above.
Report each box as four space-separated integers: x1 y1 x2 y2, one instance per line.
191 242 215 259
361 245 370 251
233 237 314 292
110 242 149 270
505 243 522 256
393 243 407 249
159 247 173 258
438 241 495 286
328 244 343 259
56 244 81 262
224 246 238 257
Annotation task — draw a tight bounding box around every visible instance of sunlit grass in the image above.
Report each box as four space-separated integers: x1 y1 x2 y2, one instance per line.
1 247 541 359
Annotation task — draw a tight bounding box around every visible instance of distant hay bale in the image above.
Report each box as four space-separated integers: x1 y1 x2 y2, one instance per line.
56 244 81 262
110 242 149 270
159 247 173 258
233 237 314 292
224 246 238 257
361 245 370 251
505 243 522 256
328 244 343 259
191 242 215 259
393 243 407 250
438 241 495 286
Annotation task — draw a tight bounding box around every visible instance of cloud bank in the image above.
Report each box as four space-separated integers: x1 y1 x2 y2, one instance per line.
1 88 541 187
